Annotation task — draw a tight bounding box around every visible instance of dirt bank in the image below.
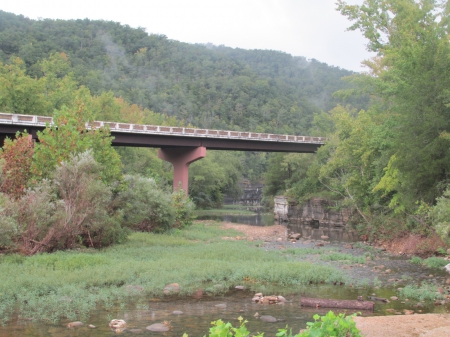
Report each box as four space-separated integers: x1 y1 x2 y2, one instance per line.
353 314 450 337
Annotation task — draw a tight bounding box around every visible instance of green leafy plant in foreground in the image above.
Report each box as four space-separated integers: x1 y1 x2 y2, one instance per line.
185 312 361 337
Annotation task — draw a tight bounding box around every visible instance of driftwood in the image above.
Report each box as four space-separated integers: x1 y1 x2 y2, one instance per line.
300 297 374 311
367 296 389 303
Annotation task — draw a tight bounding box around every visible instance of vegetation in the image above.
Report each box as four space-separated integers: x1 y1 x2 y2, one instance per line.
399 283 445 302
261 0 450 247
191 312 362 337
0 223 346 324
410 256 449 269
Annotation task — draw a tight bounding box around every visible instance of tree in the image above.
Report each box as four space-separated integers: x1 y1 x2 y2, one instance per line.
33 103 122 185
337 0 450 212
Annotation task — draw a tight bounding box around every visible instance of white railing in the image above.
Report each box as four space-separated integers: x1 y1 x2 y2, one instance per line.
0 113 326 144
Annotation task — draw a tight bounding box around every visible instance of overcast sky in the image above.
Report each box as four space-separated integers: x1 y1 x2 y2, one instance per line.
1 0 374 72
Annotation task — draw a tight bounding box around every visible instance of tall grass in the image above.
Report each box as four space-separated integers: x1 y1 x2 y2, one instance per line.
0 223 345 324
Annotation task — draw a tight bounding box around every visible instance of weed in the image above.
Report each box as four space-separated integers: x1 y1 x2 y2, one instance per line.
423 257 449 269
299 311 362 337
399 283 444 301
321 253 366 264
410 256 423 264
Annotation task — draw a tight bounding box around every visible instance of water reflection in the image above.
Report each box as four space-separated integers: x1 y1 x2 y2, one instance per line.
196 213 275 227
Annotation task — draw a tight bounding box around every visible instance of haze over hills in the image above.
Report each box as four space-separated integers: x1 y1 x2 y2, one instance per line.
0 10 365 134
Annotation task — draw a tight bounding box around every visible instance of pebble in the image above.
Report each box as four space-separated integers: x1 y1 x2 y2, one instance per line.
172 310 183 315
390 296 398 301
88 324 96 329
215 303 227 309
235 285 245 290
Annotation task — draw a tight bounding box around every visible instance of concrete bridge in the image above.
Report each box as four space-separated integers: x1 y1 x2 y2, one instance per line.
0 113 326 192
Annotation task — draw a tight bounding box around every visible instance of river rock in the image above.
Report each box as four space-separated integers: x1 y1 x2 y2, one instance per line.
146 323 171 332
255 293 263 297
235 285 245 290
192 288 203 299
109 319 126 332
67 321 83 328
403 309 414 315
386 309 395 313
390 296 398 301
172 310 183 315
163 283 180 295
277 296 286 303
321 235 329 240
260 315 277 323
215 303 227 308
88 324 96 328
289 233 301 240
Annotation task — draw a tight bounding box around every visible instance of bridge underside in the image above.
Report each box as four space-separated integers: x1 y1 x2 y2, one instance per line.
0 123 322 194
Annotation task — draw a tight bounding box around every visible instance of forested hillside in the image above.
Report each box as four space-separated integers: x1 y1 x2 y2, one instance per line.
0 10 359 134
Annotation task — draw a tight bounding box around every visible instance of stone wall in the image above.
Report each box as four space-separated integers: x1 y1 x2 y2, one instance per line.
275 197 353 228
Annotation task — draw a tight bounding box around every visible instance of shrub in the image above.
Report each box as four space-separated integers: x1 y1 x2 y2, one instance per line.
0 151 127 254
172 189 195 229
429 186 450 244
299 311 362 337
116 174 174 232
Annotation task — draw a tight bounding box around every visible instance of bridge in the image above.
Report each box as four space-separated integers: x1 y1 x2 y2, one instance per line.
0 113 326 192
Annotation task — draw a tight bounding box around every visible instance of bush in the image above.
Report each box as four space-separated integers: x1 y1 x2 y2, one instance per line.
117 174 174 232
172 189 196 229
429 186 450 244
0 151 127 254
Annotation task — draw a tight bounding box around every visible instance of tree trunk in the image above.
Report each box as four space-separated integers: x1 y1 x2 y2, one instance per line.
300 297 374 311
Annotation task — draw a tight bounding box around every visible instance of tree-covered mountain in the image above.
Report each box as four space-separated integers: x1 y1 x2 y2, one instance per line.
0 10 361 134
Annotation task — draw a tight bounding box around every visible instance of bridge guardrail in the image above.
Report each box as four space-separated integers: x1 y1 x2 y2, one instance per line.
0 113 326 144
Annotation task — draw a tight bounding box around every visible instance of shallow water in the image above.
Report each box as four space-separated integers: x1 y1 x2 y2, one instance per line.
196 213 275 227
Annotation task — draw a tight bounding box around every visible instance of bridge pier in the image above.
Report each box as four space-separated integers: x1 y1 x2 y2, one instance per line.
158 146 206 194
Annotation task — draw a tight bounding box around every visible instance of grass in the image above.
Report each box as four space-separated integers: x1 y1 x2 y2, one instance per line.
409 256 448 269
320 253 366 264
399 283 445 301
0 222 345 324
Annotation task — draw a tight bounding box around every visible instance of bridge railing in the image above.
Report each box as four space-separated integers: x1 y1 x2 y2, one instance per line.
0 113 326 144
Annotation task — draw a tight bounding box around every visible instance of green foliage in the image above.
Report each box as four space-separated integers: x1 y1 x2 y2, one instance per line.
172 189 196 229
299 311 362 337
410 256 423 265
429 185 450 244
33 104 122 185
423 257 449 269
399 283 444 302
116 174 174 233
202 317 262 337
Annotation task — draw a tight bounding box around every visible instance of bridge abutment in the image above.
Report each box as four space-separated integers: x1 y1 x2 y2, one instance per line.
158 146 206 194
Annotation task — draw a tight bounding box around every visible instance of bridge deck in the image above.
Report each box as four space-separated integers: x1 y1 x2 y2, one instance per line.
0 113 325 152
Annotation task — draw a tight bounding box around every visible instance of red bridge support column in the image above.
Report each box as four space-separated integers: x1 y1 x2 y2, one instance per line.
158 146 206 194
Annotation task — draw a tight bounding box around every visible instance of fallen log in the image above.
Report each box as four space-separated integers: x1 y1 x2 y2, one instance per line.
300 297 374 311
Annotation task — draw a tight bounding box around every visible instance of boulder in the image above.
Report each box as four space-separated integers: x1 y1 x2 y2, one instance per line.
163 283 180 295
109 319 126 332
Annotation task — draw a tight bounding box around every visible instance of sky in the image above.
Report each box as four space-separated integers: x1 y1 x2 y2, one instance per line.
1 0 374 72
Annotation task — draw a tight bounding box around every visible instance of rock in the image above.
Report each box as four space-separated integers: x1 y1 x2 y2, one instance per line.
277 237 283 241
255 293 263 297
260 315 277 323
215 303 227 308
192 288 203 299
403 309 414 315
172 310 183 315
252 296 260 302
254 312 259 317
289 233 301 240
67 321 83 328
146 323 171 332
290 239 297 243
321 235 329 240
163 283 180 295
386 309 395 313
437 287 445 294
88 324 96 328
235 285 245 290
447 248 450 255
446 278 450 285
345 244 353 249
315 243 324 247
390 296 399 301
277 295 286 303
385 269 392 273
109 319 126 332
